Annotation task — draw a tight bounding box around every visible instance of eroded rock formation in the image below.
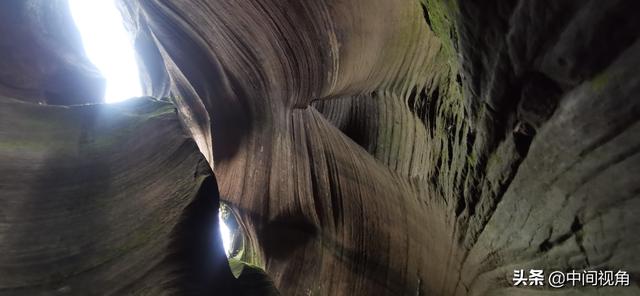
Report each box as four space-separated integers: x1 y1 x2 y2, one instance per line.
0 0 638 295
117 0 640 295
0 97 238 294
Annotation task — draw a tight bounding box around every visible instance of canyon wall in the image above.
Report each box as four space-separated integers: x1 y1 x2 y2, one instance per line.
118 0 640 294
0 0 638 295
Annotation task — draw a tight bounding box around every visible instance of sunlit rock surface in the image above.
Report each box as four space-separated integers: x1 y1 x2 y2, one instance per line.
0 0 638 295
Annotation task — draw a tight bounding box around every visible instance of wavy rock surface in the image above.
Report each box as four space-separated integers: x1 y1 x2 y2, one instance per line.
119 0 640 295
0 0 638 295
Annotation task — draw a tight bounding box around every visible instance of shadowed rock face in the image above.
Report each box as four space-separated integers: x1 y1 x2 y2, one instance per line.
0 98 236 295
0 0 639 295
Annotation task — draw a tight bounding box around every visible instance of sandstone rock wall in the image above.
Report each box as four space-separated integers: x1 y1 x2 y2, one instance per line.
0 0 637 295
119 0 640 294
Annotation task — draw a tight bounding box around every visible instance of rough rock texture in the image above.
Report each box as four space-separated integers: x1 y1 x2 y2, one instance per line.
118 0 640 295
0 0 104 105
0 97 234 295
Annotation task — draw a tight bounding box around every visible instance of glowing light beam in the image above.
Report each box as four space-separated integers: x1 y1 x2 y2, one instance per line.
219 211 233 256
69 0 142 103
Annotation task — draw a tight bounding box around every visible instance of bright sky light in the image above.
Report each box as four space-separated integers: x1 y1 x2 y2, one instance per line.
219 211 233 257
69 0 142 103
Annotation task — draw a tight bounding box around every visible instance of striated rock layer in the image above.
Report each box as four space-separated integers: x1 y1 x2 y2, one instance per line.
0 0 637 295
119 0 640 295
